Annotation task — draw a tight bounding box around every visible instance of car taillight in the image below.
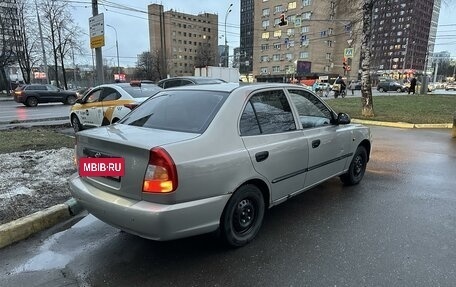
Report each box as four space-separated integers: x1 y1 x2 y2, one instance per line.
124 103 138 110
143 147 178 193
14 91 23 95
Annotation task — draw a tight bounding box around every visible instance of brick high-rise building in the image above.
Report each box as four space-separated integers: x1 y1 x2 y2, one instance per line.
371 0 441 76
148 4 218 77
252 1 361 83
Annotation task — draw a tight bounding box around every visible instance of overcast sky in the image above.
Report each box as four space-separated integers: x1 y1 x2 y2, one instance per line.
68 0 456 67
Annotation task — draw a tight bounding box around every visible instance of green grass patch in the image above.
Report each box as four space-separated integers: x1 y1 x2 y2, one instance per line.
0 127 74 154
326 95 456 124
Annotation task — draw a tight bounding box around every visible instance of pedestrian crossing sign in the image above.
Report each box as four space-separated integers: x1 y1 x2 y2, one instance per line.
344 48 354 58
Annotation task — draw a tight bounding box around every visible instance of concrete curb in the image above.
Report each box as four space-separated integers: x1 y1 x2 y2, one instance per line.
352 119 452 129
0 198 82 249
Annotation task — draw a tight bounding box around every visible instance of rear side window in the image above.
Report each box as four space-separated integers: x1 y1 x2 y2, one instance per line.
120 90 228 133
240 90 296 136
28 85 46 91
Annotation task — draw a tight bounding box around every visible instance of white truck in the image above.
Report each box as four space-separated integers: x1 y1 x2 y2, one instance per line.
194 66 240 83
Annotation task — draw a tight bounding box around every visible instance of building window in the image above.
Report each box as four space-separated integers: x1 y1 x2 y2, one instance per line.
261 55 269 62
287 28 295 36
274 30 282 38
262 8 270 16
262 20 270 29
274 5 283 14
272 66 281 73
273 54 281 61
299 51 309 59
262 32 270 39
327 40 333 47
326 53 331 60
286 53 293 61
288 2 297 9
302 0 312 6
320 30 327 37
261 44 270 51
273 42 282 49
302 11 312 19
260 67 268 74
301 26 309 33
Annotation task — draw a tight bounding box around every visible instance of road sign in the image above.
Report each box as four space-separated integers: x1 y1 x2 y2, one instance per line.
89 13 105 49
344 48 354 58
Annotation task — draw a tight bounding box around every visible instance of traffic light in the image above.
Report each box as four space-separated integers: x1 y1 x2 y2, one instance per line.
279 14 288 26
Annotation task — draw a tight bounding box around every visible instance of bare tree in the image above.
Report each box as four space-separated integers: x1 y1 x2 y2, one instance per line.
0 7 16 95
9 0 40 84
134 50 168 81
194 43 216 68
41 0 84 89
331 0 374 116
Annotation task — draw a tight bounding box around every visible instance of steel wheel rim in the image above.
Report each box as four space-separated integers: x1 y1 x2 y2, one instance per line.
353 154 364 177
233 198 256 235
72 117 80 132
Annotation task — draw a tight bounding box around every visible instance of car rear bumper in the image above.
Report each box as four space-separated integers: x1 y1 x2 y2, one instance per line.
69 173 230 241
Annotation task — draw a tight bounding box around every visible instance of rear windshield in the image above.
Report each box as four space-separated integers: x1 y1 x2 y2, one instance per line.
121 85 162 98
120 90 228 133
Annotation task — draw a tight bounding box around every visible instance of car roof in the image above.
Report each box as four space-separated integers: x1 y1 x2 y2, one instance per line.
164 82 313 93
158 76 226 83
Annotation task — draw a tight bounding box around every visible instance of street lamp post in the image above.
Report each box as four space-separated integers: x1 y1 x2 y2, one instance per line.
224 4 233 68
107 24 120 78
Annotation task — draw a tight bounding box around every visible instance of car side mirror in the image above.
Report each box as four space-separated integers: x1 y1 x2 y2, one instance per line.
337 112 351 125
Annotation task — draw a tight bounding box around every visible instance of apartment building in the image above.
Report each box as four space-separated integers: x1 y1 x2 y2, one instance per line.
148 4 218 77
253 0 361 83
371 0 440 76
239 0 254 75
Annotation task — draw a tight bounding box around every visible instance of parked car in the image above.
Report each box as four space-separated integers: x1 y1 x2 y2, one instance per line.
315 82 332 91
157 76 226 89
69 83 372 247
69 82 162 133
445 82 456 91
14 84 78 107
377 81 408 92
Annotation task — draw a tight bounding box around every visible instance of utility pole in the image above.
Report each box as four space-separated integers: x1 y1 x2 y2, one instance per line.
35 0 49 84
92 0 104 84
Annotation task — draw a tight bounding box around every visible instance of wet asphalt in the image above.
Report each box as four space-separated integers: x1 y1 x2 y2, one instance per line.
0 126 455 287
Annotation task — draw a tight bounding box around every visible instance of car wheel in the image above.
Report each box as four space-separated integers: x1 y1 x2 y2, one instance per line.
379 88 384 92
65 95 77 105
26 97 38 107
397 88 402 92
71 115 83 133
220 184 265 247
340 146 367 185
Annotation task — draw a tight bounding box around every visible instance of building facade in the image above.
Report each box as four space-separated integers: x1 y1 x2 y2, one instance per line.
148 4 218 77
239 0 254 75
371 0 440 77
252 0 361 83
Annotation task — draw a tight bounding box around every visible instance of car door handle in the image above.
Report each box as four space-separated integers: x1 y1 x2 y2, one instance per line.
255 151 269 162
312 140 321 148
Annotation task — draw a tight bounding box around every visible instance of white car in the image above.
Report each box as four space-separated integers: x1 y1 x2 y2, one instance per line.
70 82 162 132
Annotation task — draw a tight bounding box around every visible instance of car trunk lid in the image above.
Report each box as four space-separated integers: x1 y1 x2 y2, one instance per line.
75 124 199 200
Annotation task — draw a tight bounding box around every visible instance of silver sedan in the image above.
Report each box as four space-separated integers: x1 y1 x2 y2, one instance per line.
69 83 372 247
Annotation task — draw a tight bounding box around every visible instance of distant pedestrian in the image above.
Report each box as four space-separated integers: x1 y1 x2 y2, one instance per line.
409 77 417 94
348 80 355 96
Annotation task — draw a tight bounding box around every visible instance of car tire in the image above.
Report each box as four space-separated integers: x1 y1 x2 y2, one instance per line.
340 146 367 186
379 88 384 92
26 97 38 107
65 95 77 105
397 88 402 92
71 114 83 133
220 184 265 247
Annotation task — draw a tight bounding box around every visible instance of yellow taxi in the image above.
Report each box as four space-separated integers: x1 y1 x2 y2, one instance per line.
69 82 162 132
